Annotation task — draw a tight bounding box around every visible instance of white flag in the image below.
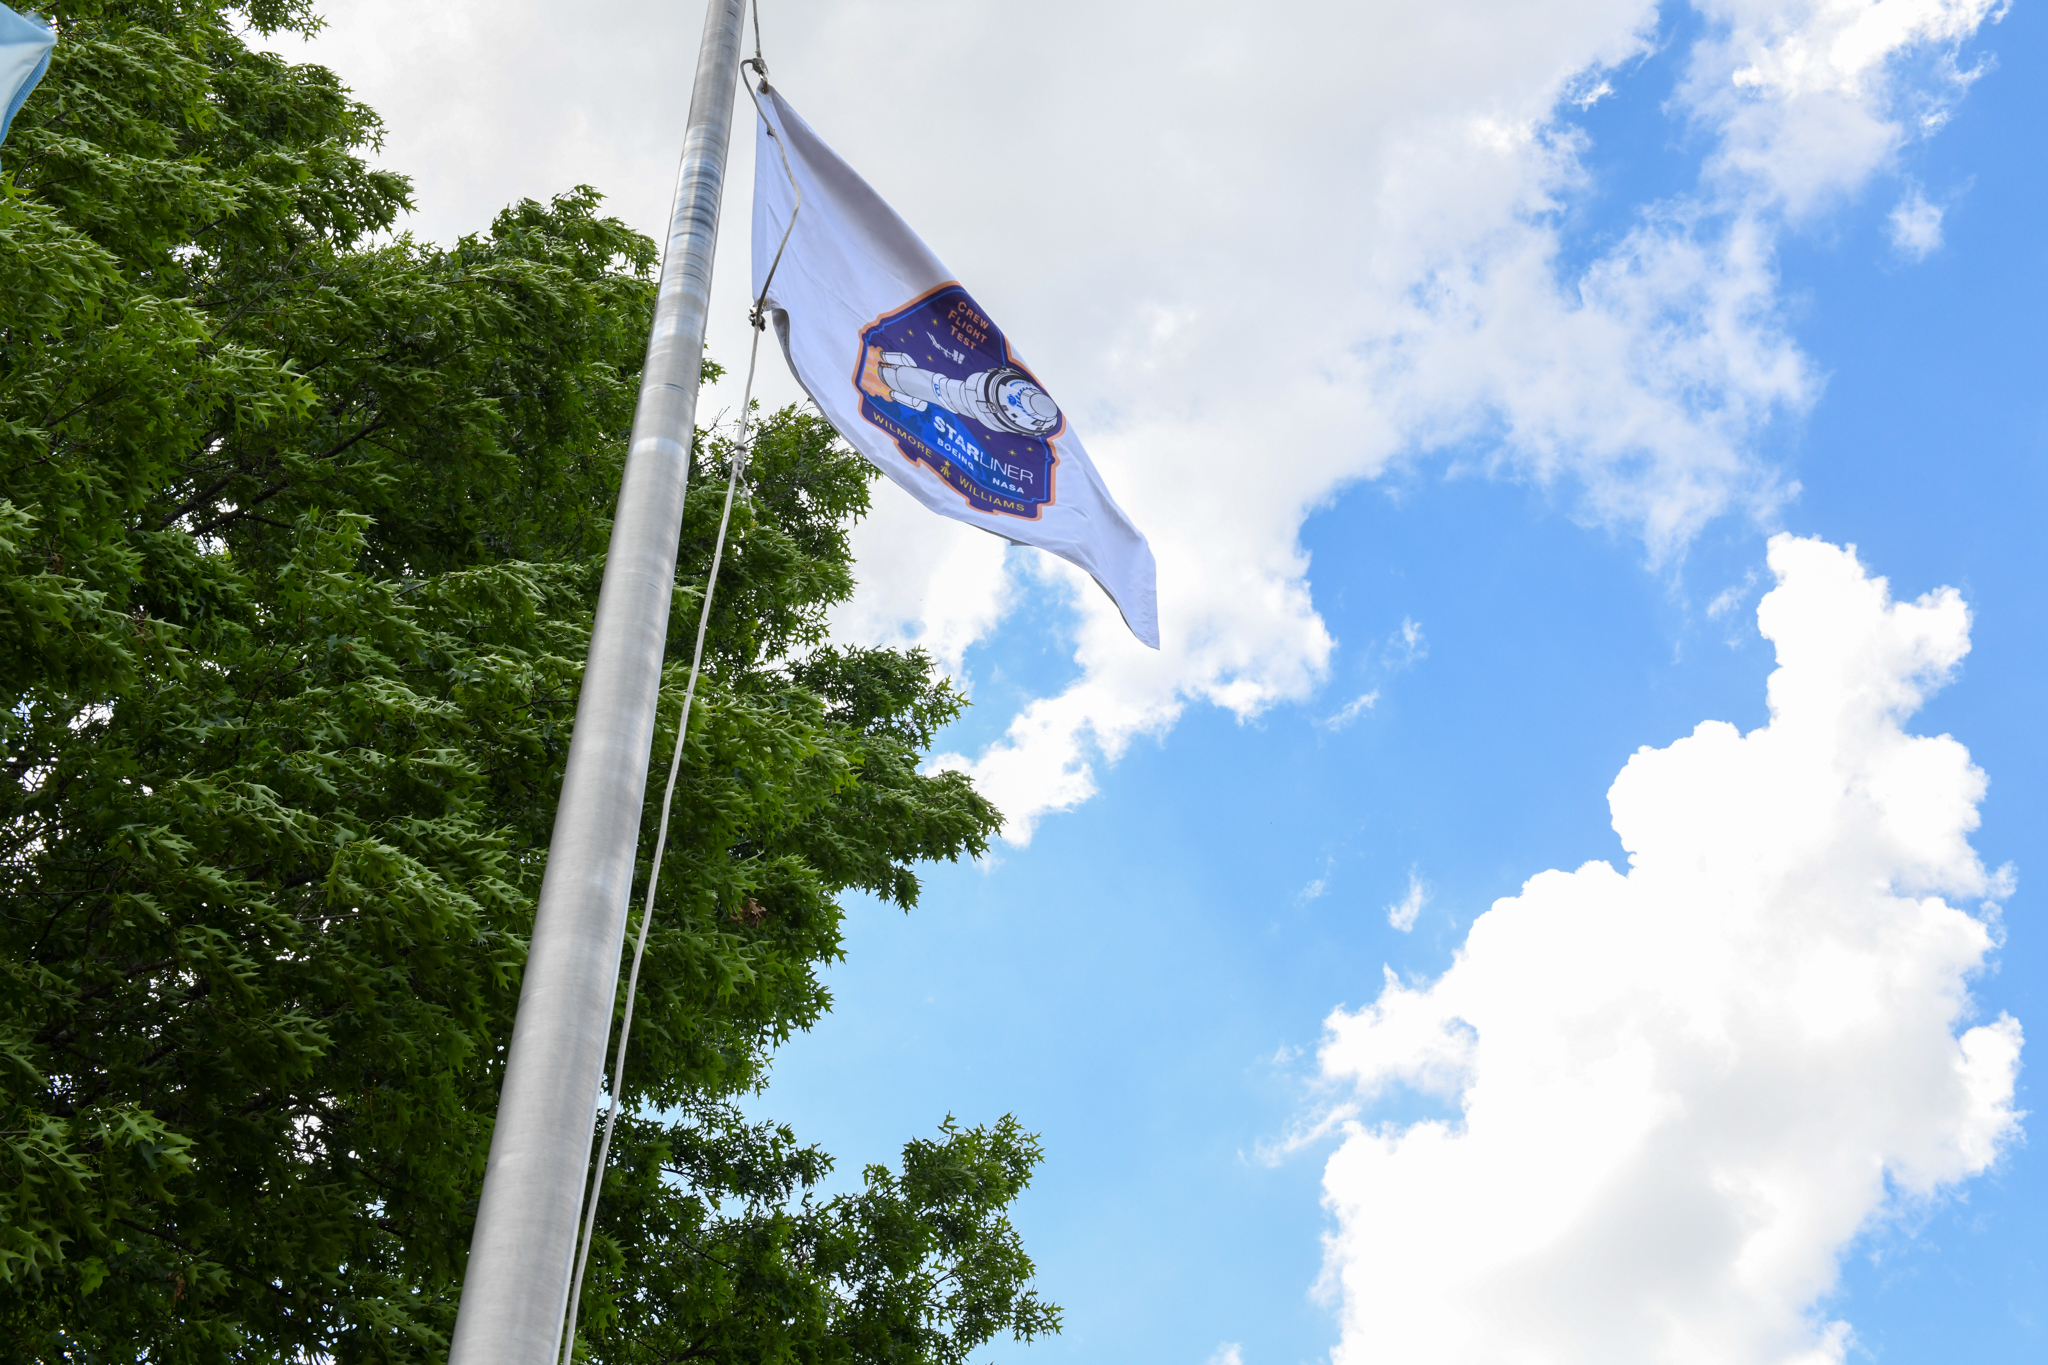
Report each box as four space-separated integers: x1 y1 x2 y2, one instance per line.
750 88 1160 649
1 7 55 150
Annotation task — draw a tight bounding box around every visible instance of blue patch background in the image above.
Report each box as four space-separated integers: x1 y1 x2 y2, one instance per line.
856 286 1060 520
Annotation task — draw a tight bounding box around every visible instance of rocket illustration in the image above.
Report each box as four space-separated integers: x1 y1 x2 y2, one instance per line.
860 344 1061 438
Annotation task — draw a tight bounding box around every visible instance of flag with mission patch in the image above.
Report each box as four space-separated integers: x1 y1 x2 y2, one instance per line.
749 86 1160 649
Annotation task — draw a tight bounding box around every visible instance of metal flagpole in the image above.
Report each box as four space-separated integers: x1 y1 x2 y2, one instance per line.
446 2 748 1361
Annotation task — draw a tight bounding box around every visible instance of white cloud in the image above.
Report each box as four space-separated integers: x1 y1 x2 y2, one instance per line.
896 0 1998 841
1205 1344 1244 1365
272 1 2008 841
1691 0 2000 218
1573 77 1618 109
1386 869 1430 933
1889 188 1946 257
1389 618 1428 669
1708 568 1761 619
1314 535 2023 1365
1318 692 1381 732
828 499 1013 678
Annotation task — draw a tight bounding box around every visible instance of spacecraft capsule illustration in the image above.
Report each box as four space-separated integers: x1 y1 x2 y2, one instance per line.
862 346 1062 438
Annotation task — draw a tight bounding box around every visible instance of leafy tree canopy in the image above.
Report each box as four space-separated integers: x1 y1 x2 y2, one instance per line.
0 3 1056 1361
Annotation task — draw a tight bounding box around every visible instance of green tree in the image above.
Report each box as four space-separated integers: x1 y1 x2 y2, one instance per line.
0 3 1057 1360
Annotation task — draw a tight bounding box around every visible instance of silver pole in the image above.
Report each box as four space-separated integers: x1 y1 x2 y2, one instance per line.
447 3 748 1361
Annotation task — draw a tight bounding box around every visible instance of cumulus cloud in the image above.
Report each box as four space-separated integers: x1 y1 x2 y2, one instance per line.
825 499 1012 678
274 1 2009 842
895 0 1999 841
1688 0 1999 216
1314 535 2023 1365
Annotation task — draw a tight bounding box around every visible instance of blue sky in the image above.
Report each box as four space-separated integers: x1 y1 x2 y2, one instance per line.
751 8 2045 1363
286 2 2042 1360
